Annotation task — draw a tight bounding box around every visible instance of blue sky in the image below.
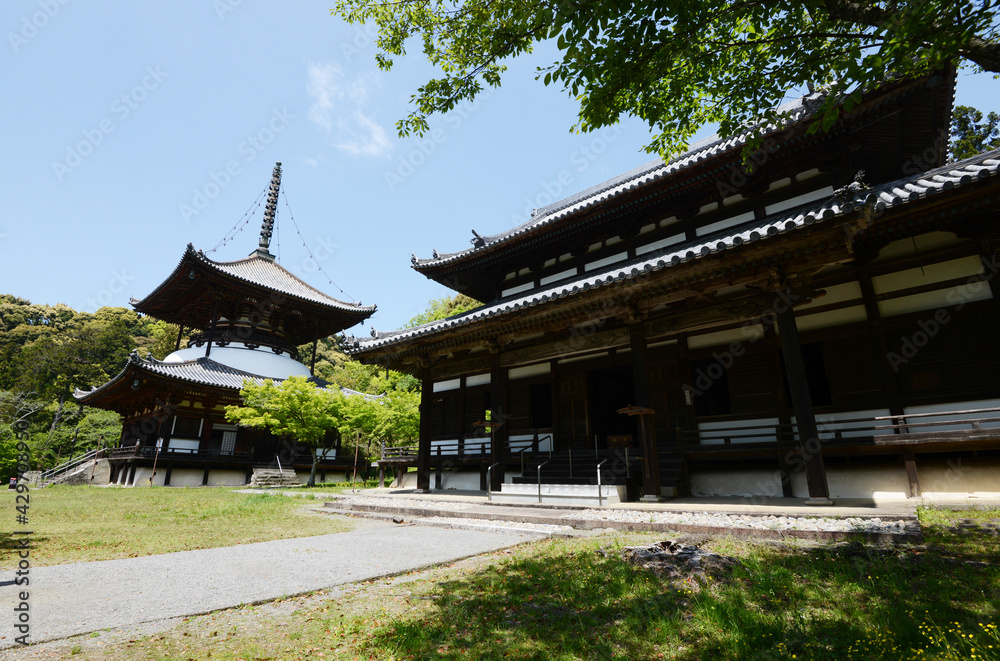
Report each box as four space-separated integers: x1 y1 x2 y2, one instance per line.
2 2 997 334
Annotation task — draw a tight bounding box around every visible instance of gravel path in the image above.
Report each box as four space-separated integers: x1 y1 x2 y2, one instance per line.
576 509 911 533
0 519 532 649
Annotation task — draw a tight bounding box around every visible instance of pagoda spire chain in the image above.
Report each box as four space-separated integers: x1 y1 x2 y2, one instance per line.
254 162 282 260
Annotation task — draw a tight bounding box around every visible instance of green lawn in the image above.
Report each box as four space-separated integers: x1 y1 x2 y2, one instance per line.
0 485 352 567
44 506 1000 660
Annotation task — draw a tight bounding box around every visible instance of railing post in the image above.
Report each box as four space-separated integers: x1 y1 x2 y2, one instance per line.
596 459 608 507
487 462 500 501
537 460 549 504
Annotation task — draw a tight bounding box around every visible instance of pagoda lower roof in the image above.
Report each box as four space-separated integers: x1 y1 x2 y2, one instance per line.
130 244 375 343
74 351 382 409
347 149 1000 360
74 353 273 406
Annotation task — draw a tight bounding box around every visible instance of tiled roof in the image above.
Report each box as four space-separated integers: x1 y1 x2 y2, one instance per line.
193 248 375 313
74 352 379 401
349 149 1000 355
130 245 376 316
412 93 825 269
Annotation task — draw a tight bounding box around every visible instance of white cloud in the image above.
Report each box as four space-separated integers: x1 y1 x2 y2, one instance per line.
306 61 390 158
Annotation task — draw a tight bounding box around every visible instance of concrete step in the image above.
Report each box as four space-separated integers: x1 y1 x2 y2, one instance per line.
250 468 298 488
491 482 624 506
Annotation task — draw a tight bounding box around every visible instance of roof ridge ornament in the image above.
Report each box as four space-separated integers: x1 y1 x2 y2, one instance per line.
253 162 282 261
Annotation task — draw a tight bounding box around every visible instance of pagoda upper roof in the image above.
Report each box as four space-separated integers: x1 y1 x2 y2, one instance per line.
347 147 1000 369
131 244 375 344
410 71 955 301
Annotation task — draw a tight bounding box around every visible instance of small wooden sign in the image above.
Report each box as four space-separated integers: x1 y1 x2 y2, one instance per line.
607 434 633 448
617 405 655 416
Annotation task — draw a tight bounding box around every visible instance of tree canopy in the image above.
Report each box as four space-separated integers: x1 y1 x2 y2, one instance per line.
227 376 349 486
333 0 1000 156
952 104 1000 159
405 293 480 328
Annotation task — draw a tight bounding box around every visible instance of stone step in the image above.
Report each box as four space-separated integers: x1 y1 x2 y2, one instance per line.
250 468 299 488
491 482 624 506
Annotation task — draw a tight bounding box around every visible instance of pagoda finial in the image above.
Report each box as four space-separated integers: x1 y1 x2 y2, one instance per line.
253 162 282 260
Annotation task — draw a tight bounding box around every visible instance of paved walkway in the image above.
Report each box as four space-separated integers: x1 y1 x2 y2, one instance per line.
0 519 533 649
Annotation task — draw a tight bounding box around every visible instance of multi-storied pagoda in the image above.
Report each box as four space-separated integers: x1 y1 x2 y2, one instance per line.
76 163 376 487
347 70 1000 504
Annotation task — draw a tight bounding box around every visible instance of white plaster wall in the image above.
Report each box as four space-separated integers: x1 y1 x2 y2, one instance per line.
207 470 247 486
131 467 165 487
167 469 204 487
918 458 1000 495
692 460 999 500
394 471 419 489
690 469 785 498
435 471 482 491
825 464 910 499
164 345 310 380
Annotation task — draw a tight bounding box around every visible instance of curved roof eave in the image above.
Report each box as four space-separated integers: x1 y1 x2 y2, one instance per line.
131 244 376 317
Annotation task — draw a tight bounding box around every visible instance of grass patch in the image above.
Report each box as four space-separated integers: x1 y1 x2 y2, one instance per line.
47 508 1000 660
0 485 353 567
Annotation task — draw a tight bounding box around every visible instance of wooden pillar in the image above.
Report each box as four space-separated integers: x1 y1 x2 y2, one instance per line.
164 463 173 487
416 368 433 492
175 325 184 351
775 297 832 503
630 324 662 501
202 468 210 486
205 300 220 358
489 351 508 491
764 325 796 498
310 330 319 377
903 448 921 497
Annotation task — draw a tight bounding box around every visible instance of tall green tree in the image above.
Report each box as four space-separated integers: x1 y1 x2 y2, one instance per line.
333 0 1000 156
226 376 348 486
405 294 480 328
952 104 1000 159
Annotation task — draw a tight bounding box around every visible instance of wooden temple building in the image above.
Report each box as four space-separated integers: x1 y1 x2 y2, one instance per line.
347 71 1000 502
75 164 376 487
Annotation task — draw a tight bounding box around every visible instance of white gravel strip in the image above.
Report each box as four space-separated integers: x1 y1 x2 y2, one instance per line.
575 509 910 534
334 495 477 511
417 516 575 535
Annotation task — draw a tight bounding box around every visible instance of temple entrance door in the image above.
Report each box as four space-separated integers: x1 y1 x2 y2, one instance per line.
557 372 589 449
587 364 638 450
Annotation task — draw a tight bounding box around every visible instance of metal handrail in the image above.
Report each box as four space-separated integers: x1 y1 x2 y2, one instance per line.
486 462 501 501
536 460 550 503
596 458 608 507
40 448 103 482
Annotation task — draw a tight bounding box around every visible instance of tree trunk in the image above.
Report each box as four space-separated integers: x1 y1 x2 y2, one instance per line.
308 446 319 487
43 393 67 460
